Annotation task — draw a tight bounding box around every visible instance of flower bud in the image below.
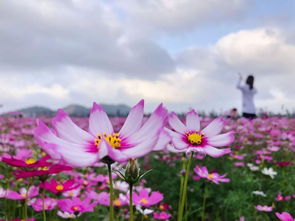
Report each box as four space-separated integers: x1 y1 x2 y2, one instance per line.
125 159 140 184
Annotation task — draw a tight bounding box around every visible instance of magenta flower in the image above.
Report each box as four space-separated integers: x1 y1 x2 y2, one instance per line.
275 212 294 221
29 197 57 211
41 179 79 194
132 188 163 207
255 205 272 212
193 165 230 184
153 211 171 220
2 155 51 168
13 164 72 179
35 100 167 167
166 110 233 157
58 197 97 214
113 194 128 207
6 186 39 200
95 192 110 206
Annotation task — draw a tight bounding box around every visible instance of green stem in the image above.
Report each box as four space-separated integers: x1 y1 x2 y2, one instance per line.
178 157 186 212
177 153 194 221
129 184 134 221
107 163 115 221
23 199 28 221
201 185 207 221
42 188 47 221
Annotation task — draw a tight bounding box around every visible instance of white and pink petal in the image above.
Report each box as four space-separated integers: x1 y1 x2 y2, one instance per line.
201 118 225 138
119 100 144 138
186 110 200 131
89 102 114 136
203 146 231 158
207 131 234 147
168 112 187 133
52 109 94 144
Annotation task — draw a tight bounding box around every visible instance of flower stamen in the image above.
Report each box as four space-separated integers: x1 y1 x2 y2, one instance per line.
25 158 36 165
187 131 203 145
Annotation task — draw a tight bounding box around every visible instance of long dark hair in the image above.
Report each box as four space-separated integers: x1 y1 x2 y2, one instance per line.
246 75 254 90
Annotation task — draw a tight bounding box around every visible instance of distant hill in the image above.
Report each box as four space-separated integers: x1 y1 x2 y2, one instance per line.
2 103 131 117
62 104 90 117
18 106 55 117
100 104 130 116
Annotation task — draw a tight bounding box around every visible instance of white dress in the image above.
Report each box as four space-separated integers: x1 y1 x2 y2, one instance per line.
236 79 257 114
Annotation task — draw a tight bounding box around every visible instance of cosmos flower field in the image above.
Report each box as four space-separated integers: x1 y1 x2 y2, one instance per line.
0 101 294 221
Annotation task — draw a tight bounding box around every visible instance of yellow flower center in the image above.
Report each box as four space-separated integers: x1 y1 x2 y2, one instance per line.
114 199 121 206
207 174 214 179
94 133 121 149
72 205 80 211
83 181 88 185
56 184 64 191
38 167 49 171
21 193 27 198
187 132 203 145
25 158 36 165
140 198 149 204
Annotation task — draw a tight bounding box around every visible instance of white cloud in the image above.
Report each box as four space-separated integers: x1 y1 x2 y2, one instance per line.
0 0 175 78
113 0 251 33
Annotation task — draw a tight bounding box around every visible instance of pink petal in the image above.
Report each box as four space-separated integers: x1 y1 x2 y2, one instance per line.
167 129 188 150
148 191 163 205
121 135 158 159
6 190 23 200
203 146 231 158
207 131 234 147
201 118 224 137
52 109 93 144
35 121 98 167
119 100 144 138
126 104 167 144
194 166 208 178
166 144 185 153
89 102 113 136
168 112 187 133
275 212 294 221
153 129 171 151
139 189 150 198
186 110 200 131
103 140 129 162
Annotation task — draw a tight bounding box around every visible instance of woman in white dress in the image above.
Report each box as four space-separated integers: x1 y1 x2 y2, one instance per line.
236 74 257 119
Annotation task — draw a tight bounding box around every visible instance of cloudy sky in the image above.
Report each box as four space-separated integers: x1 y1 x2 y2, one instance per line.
0 0 295 114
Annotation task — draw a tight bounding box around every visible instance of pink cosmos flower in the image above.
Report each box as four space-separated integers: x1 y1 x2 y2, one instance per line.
6 186 39 200
153 211 171 220
255 205 272 212
13 164 72 179
28 197 57 211
275 193 291 202
275 212 294 221
113 194 128 207
41 179 79 194
193 165 230 184
57 211 78 219
90 191 109 206
58 197 97 214
35 100 168 167
166 110 233 157
132 188 163 207
62 187 81 198
2 155 51 168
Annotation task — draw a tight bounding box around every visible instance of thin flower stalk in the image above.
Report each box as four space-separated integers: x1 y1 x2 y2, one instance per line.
177 152 194 221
